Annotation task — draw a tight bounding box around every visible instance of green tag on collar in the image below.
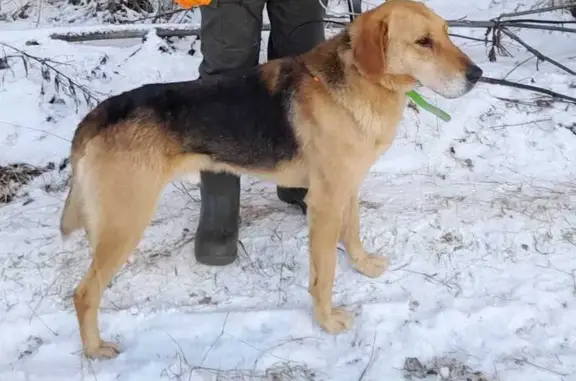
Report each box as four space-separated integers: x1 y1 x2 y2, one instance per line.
406 90 451 122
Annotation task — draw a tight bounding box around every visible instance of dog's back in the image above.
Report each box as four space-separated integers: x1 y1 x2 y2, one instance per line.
71 61 305 172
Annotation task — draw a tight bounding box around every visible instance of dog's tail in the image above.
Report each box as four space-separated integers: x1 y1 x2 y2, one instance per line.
60 110 102 238
60 176 83 238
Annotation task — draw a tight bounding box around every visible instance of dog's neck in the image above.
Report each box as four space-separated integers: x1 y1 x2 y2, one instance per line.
376 73 417 93
294 32 410 140
301 30 415 97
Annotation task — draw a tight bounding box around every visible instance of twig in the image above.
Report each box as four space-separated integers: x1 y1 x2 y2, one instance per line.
451 19 576 32
502 56 535 80
0 121 71 142
505 23 576 33
26 303 58 336
504 18 576 25
486 118 553 130
512 357 568 377
132 8 186 22
493 97 556 109
448 20 576 33
479 76 576 104
199 313 229 367
448 33 490 43
358 334 377 381
500 28 576 75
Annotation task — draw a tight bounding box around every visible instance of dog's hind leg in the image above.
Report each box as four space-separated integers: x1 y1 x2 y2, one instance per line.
72 147 167 359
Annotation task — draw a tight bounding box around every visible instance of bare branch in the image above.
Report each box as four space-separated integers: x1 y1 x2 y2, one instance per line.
500 27 576 75
448 20 576 33
449 33 491 43
503 18 576 25
0 42 100 109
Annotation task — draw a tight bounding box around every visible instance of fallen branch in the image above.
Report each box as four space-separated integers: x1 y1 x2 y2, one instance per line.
479 76 576 104
47 21 348 42
49 25 196 42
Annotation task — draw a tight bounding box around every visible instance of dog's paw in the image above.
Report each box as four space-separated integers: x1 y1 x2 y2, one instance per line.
354 253 388 278
317 307 353 334
85 340 120 359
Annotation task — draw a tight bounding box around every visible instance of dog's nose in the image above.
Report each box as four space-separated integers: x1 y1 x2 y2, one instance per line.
465 64 483 84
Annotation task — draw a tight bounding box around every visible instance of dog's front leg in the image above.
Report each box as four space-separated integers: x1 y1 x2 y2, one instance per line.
306 180 353 334
340 191 388 278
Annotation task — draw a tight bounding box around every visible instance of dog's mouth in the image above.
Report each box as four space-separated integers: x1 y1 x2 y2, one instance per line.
412 80 462 99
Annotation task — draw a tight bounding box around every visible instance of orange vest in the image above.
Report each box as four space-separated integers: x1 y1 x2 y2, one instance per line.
174 0 211 8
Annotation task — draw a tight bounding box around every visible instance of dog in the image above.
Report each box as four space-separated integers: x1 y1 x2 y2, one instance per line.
60 0 482 359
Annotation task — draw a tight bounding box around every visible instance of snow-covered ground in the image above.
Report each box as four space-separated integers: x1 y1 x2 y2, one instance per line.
1 0 576 380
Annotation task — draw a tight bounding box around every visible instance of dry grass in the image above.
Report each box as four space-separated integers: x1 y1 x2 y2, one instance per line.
0 162 52 204
158 334 320 381
403 356 495 381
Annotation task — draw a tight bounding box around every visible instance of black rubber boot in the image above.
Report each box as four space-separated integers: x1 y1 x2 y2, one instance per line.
194 171 240 266
266 2 326 217
276 186 308 215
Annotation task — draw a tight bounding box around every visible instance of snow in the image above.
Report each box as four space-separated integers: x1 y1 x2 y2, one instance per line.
1 0 576 380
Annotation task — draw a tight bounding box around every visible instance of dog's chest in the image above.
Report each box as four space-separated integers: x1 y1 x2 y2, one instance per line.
353 95 404 133
347 103 405 167
359 112 401 148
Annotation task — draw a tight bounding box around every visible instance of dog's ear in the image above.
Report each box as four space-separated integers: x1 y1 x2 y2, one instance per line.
352 16 388 81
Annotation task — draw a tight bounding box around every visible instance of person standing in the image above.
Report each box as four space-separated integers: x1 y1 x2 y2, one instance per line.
181 0 327 266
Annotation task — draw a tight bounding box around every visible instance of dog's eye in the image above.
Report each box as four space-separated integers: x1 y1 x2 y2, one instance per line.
416 37 433 48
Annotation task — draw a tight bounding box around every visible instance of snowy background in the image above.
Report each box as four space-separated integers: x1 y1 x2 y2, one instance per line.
1 0 576 380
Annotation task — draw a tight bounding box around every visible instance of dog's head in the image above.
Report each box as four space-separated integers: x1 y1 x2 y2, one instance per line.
350 0 482 98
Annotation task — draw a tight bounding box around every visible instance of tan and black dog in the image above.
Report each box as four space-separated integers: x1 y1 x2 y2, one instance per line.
60 0 482 359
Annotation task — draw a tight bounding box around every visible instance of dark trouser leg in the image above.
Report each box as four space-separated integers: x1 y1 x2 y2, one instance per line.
266 0 327 215
195 0 265 266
